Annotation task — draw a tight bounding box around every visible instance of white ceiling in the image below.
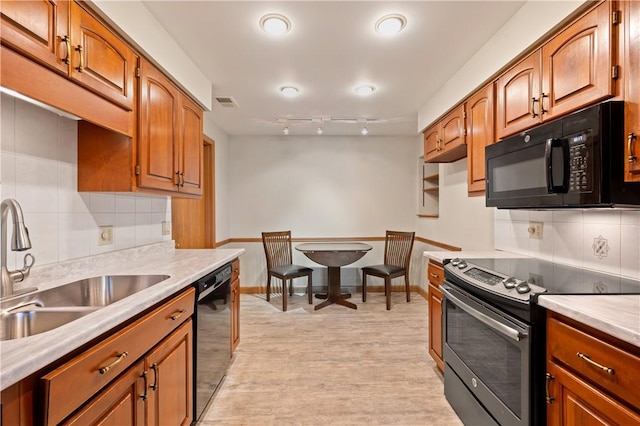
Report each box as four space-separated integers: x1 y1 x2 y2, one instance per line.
142 1 525 137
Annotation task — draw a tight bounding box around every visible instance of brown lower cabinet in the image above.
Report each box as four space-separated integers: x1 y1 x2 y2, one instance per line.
546 311 640 425
1 287 195 426
427 260 444 373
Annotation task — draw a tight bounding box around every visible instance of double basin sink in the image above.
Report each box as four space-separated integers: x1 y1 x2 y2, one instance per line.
0 274 170 341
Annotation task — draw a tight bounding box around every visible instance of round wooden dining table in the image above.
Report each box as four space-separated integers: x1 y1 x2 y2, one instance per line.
295 242 372 310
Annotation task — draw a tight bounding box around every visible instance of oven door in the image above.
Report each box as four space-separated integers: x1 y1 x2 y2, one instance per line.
441 282 531 426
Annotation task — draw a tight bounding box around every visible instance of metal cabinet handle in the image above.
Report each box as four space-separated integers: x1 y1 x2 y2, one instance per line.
140 371 148 401
628 133 637 163
99 351 128 374
75 45 84 72
531 97 539 118
150 362 158 390
170 309 186 321
576 352 615 375
545 373 555 404
540 92 548 115
429 272 440 280
60 35 71 64
441 286 526 341
179 171 185 187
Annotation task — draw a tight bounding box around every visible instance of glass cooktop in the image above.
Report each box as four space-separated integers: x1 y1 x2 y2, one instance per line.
460 257 640 296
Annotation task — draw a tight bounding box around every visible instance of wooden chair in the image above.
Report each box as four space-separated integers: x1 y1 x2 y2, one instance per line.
361 230 415 310
262 231 313 311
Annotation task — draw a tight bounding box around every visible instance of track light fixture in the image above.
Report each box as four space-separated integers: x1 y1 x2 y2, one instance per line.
361 126 368 135
283 125 289 135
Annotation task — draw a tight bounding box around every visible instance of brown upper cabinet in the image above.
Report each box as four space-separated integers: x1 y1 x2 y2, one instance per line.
78 58 203 197
424 104 467 163
465 83 495 194
496 1 616 139
1 0 137 112
138 58 203 196
624 0 640 181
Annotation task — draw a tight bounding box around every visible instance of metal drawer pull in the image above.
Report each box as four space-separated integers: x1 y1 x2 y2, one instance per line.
99 351 128 374
429 272 440 279
545 372 555 404
441 287 526 342
75 44 84 72
140 371 148 401
576 352 615 375
150 362 158 390
628 133 637 163
61 35 71 64
170 309 186 321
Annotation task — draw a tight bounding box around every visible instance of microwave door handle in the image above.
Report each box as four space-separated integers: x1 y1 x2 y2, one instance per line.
545 138 570 193
441 287 526 342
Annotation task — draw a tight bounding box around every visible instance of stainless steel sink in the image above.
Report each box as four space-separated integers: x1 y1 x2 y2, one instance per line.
1 309 97 341
0 274 170 341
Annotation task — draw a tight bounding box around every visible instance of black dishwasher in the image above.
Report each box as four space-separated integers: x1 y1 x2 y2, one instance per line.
193 262 232 422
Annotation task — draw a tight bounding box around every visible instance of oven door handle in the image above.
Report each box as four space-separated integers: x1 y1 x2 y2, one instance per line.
441 287 526 342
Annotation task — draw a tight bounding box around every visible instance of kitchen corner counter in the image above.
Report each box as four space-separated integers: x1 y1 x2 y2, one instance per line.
0 243 244 391
423 250 528 264
537 294 640 348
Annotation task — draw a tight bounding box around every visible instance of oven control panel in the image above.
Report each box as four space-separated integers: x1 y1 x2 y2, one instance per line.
446 258 546 303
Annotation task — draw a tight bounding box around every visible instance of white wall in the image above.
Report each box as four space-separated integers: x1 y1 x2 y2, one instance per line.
1 94 172 270
226 134 417 289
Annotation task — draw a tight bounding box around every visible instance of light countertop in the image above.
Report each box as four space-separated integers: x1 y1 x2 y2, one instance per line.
423 250 528 264
0 242 244 391
537 294 640 348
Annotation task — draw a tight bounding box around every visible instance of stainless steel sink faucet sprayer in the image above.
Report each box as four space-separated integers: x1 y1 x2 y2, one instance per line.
1 198 36 300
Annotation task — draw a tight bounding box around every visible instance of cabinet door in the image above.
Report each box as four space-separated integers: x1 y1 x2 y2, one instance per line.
423 125 440 160
138 58 180 193
62 361 146 426
69 1 136 111
146 319 193 426
231 277 240 355
465 83 495 194
427 261 444 373
542 1 614 120
428 283 443 373
178 93 203 196
625 0 640 180
496 51 542 139
546 361 640 426
0 0 69 74
440 105 466 154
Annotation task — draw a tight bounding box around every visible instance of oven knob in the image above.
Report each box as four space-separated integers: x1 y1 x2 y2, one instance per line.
502 277 517 289
451 258 460 266
516 282 531 294
457 261 467 269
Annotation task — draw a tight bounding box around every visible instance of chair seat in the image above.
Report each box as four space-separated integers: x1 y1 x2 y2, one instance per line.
362 264 405 277
270 264 313 278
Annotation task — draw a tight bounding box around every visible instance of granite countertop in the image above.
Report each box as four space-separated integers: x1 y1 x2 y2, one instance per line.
423 249 528 264
0 242 245 391
537 294 640 348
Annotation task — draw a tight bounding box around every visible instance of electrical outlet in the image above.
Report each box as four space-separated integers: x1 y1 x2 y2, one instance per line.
162 221 171 236
99 225 113 245
528 222 543 239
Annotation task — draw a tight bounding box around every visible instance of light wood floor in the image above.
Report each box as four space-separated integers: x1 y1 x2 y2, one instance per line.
199 291 464 425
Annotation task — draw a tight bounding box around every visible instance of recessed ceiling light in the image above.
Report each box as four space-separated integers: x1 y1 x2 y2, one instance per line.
280 86 299 97
375 14 407 36
355 85 376 96
260 14 291 35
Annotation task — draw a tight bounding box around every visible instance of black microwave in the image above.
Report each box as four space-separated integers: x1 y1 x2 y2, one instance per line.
485 101 640 209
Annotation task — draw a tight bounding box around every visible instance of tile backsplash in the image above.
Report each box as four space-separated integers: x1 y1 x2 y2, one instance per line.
495 208 640 279
1 94 171 270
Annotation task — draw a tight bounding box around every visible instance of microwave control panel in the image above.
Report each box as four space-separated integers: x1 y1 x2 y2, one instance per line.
568 132 592 193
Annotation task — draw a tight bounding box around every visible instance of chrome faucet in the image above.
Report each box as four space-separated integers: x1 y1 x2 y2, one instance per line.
1 198 36 300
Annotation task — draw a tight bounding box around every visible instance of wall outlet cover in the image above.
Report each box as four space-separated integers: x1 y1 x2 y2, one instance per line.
162 221 171 236
528 222 543 239
99 225 113 246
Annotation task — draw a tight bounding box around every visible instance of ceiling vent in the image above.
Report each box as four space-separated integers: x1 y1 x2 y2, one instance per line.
215 96 239 108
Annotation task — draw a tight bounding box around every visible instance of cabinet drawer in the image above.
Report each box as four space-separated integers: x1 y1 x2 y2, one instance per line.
547 316 640 409
427 261 444 286
41 287 195 426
